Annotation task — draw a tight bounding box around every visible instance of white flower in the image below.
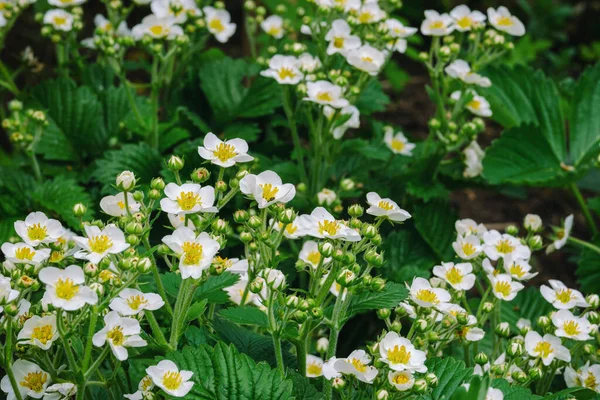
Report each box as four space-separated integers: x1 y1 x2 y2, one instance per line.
552 309 593 341
198 132 253 168
212 256 248 275
421 10 454 36
317 188 337 206
100 192 141 217
385 19 418 38
384 127 415 156
445 60 492 87
1 242 50 265
260 55 304 85
547 214 573 253
433 262 475 291
124 376 154 400
334 350 379 383
463 385 504 400
147 360 194 397
93 311 147 361
203 6 236 43
297 207 361 241
463 140 485 178
488 273 523 301
524 214 542 231
356 3 385 24
162 227 220 279
322 357 341 380
73 225 130 264
483 230 530 261
225 275 254 305
298 53 321 73
540 279 589 310
39 265 98 311
1 359 50 400
299 240 331 269
524 331 570 366
388 370 415 391
239 170 296 209
48 0 85 7
0 275 19 314
366 192 411 222
323 105 360 139
261 15 284 38
409 277 451 308
168 213 196 229
517 318 532 332
503 256 537 281
43 382 77 400
398 302 417 319
131 15 183 40
325 19 361 55
456 218 487 238
487 7 525 36
306 355 324 378
15 298 31 321
151 0 199 24
160 183 218 214
304 81 349 108
379 332 427 372
451 90 492 117
109 288 165 316
273 219 306 239
450 5 486 32
14 212 64 246
17 315 58 350
565 363 600 392
452 235 482 260
345 44 386 76
261 268 286 289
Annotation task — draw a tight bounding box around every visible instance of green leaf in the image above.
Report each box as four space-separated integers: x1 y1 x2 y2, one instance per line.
219 306 269 328
195 272 240 304
92 143 162 194
36 120 78 162
576 237 600 294
222 122 261 143
492 379 536 400
0 218 18 243
103 86 131 138
165 343 293 399
382 229 436 283
413 200 457 261
287 372 325 400
346 282 408 318
354 79 390 115
160 127 191 152
425 357 473 400
185 299 208 323
569 63 600 167
184 326 211 347
543 387 598 400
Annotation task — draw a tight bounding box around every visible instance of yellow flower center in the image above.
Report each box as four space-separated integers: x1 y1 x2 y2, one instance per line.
213 256 233 269
117 201 126 209
50 251 64 263
556 230 565 240
127 295 149 310
585 372 597 389
209 18 225 33
416 289 439 304
318 220 339 236
534 341 553 358
162 371 183 390
563 320 581 336
468 100 481 110
27 223 48 241
20 371 48 392
556 289 573 304
176 192 200 211
31 325 54 344
387 345 411 364
494 281 512 297
496 16 513 26
316 91 333 102
446 267 464 285
509 264 525 278
88 235 113 254
391 139 405 152
457 16 473 29
99 270 116 282
141 376 153 391
307 251 321 266
285 224 298 235
53 16 67 26
15 247 35 260
149 25 165 36
350 358 367 373
260 183 279 201
107 325 125 346
214 143 237 162
358 11 373 23
495 239 515 254
378 201 394 211
307 362 322 376
55 278 80 300
361 56 373 63
182 241 203 265
429 20 444 29
333 36 344 48
277 67 297 80
462 243 476 256
267 26 281 36
393 373 411 385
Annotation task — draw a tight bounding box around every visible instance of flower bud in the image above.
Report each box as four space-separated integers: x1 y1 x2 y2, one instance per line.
340 178 355 191
528 235 543 250
317 242 334 258
191 168 210 183
215 180 227 192
528 366 542 380
371 277 386 291
537 315 551 328
286 295 299 308
371 234 383 246
427 331 439 343
17 275 36 288
278 208 296 224
482 302 494 313
474 352 488 365
317 337 329 353
429 118 441 130
348 204 363 218
232 210 249 224
491 363 506 376
157 244 170 256
211 219 228 234
137 257 152 273
73 203 87 217
456 312 469 326
349 218 361 229
84 263 99 277
125 222 143 235
586 294 600 308
587 311 600 324
415 319 428 332
311 307 323 318
336 269 356 287
505 225 518 236
249 278 264 293
149 189 161 200
376 308 391 319
127 234 140 246
512 370 527 383
495 322 510 337
507 341 523 358
4 303 18 316
116 171 136 191
291 310 308 322
296 182 307 192
151 177 165 190
247 216 261 229
332 377 345 389
413 379 428 393
583 343 596 355
524 213 542 232
418 52 429 62
376 390 389 400
167 155 184 171
262 268 286 289
362 224 377 239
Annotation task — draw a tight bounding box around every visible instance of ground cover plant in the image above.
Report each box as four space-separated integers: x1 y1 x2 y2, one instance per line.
1 0 600 399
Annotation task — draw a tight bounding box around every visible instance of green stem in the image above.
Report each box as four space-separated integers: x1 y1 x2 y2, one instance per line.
150 56 160 150
145 310 171 350
82 306 98 370
282 86 308 185
4 321 23 400
143 238 173 316
84 346 110 380
268 290 285 377
29 151 42 181
571 183 598 235
567 236 600 255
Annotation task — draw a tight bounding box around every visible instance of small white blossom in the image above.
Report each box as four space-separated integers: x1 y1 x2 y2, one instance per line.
445 60 492 87
503 256 537 281
384 127 415 156
160 183 218 214
409 277 451 308
147 360 194 397
388 370 415 391
1 242 50 265
366 192 411 222
151 0 199 24
552 309 593 341
298 53 322 74
433 262 475 291
14 212 64 246
299 240 331 269
124 376 154 400
451 90 492 117
540 279 589 310
304 80 349 108
93 311 147 361
43 9 74 31
565 363 600 392
421 10 454 36
452 234 482 260
306 355 324 378
43 382 77 400
48 0 85 7
323 105 360 139
131 15 183 40
334 350 379 383
39 265 98 311
73 225 130 264
261 15 284 38
356 3 385 25
240 170 296 209
524 331 571 366
483 230 530 261
487 7 525 36
162 227 221 279
325 19 361 55
17 315 58 350
463 141 485 178
100 192 141 217
109 288 165 316
1 359 50 400
198 132 254 168
260 55 304 85
547 214 573 253
203 6 236 43
345 44 386 76
488 273 524 301
379 332 427 372
317 188 337 206
297 207 361 241
450 5 486 32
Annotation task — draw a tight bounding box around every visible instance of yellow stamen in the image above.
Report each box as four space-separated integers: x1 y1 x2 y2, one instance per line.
277 67 297 81
162 371 182 390
209 18 225 33
88 235 113 254
556 289 573 304
429 20 444 29
462 243 476 256
307 362 322 376
176 192 200 211
446 267 464 285
495 239 515 254
260 183 279 201
584 372 597 389
534 341 553 358
361 56 373 63
213 143 237 162
31 325 54 345
391 139 405 152
496 16 513 27
15 247 36 260
285 224 298 235
456 16 473 29
350 358 367 372
318 220 339 236
358 11 373 23
316 92 333 102
55 278 79 300
107 325 125 346
307 251 321 266
387 345 411 364
117 201 125 209
468 100 481 110
127 295 149 310
182 242 203 265
393 373 411 385
149 25 165 36
563 320 581 336
333 37 344 48
20 371 48 392
416 289 439 304
27 223 47 241
53 16 67 26
509 264 526 279
494 281 512 297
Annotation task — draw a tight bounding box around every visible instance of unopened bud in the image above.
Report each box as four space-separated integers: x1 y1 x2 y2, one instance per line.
586 294 600 308
116 171 136 191
482 302 494 313
348 204 363 217
376 389 389 400
278 208 296 224
191 168 210 183
150 177 165 190
415 319 428 332
505 225 519 236
376 308 391 319
537 315 550 328
249 278 264 293
137 257 152 273
495 322 510 337
371 277 386 291
167 155 184 171
413 379 428 393
317 337 329 353
474 352 488 365
73 203 87 217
